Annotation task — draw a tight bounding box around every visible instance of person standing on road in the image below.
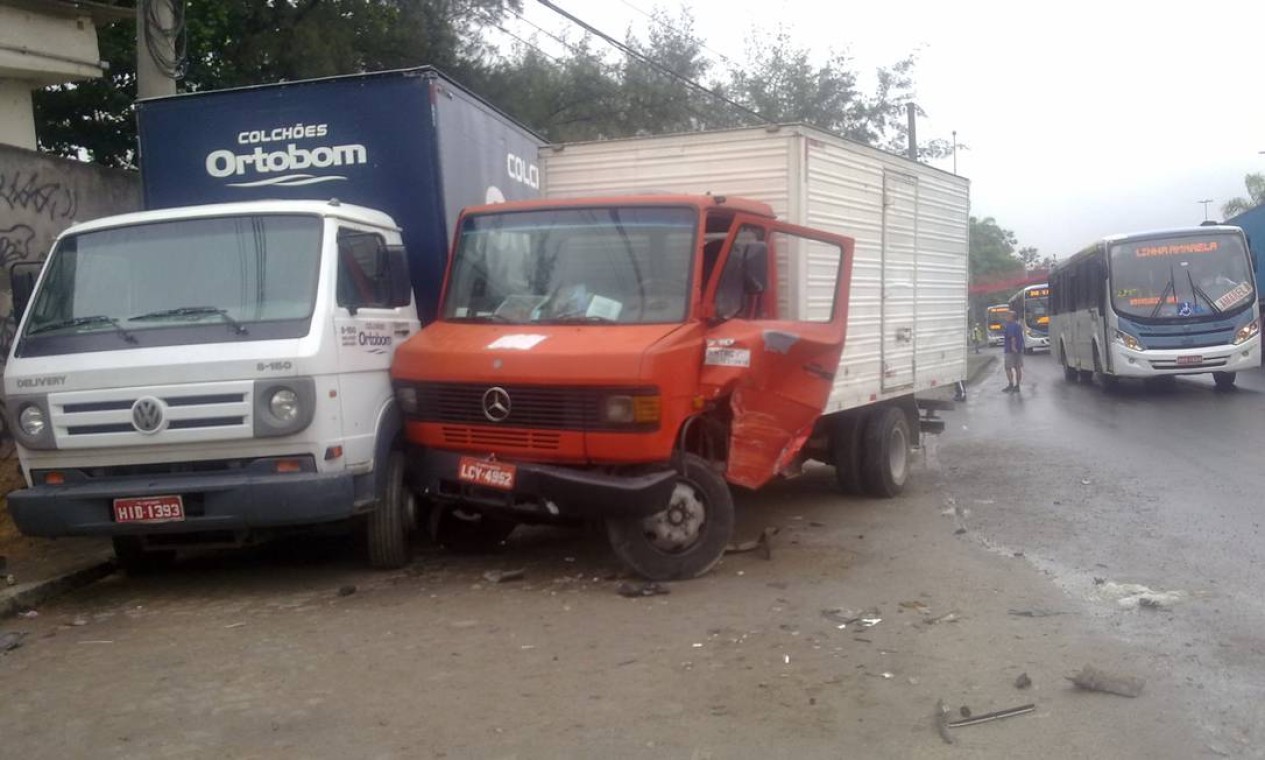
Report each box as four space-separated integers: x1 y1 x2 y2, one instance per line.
1002 310 1024 393
971 323 983 354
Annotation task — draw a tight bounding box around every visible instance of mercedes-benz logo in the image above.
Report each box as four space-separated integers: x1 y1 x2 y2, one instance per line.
481 386 511 423
131 396 165 434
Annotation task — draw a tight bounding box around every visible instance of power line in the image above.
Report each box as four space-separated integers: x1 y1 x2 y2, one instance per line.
489 23 563 64
534 0 767 124
615 0 737 69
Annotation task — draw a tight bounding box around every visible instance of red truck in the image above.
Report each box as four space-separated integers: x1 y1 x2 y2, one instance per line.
389 194 861 579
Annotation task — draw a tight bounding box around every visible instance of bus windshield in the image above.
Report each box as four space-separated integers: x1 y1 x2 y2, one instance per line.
1023 287 1049 331
444 206 697 325
986 306 1008 333
1110 234 1254 320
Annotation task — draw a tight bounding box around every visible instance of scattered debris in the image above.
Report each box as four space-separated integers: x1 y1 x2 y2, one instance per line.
17 610 38 620
1014 672 1032 689
68 618 89 627
1013 551 1025 558
224 622 246 629
880 671 893 679
1095 581 1185 610
947 703 1035 728
959 706 972 718
783 654 790 664
899 600 929 613
337 585 357 597
821 607 882 629
923 611 959 625
4 574 15 586
954 527 967 535
0 631 27 653
692 642 703 648
1081 479 1092 486
482 568 526 584
1068 665 1145 697
934 700 955 745
1008 608 1065 618
725 527 778 560
616 581 670 598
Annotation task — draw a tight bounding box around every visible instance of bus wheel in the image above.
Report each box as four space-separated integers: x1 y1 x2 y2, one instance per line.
831 411 867 495
1060 345 1078 382
861 407 911 499
1213 371 1237 390
605 453 734 581
1093 349 1117 389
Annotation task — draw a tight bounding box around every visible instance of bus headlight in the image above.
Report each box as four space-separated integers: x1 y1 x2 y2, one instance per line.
1233 319 1260 345
1113 329 1145 351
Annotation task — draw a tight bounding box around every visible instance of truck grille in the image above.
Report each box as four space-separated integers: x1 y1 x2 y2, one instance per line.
440 425 562 451
413 382 653 432
49 382 253 449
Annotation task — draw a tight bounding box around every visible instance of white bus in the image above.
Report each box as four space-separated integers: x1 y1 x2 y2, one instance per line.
1049 226 1260 389
1008 283 1050 353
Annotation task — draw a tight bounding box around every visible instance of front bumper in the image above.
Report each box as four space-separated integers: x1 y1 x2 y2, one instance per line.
8 468 357 538
1109 335 1260 377
1024 334 1050 350
412 448 676 521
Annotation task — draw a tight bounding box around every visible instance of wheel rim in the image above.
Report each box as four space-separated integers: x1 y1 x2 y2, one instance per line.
642 481 707 553
889 424 908 486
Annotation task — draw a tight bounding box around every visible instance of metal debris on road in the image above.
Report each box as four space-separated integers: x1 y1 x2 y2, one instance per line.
947 703 1035 728
821 608 881 628
0 631 27 653
1067 664 1145 697
934 700 955 745
337 584 357 597
482 568 526 584
616 581 670 598
1015 672 1032 689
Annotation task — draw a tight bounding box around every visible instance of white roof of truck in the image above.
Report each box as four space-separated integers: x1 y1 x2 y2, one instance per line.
60 200 399 236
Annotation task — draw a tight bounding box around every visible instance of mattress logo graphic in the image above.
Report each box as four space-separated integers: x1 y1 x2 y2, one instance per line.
204 123 368 188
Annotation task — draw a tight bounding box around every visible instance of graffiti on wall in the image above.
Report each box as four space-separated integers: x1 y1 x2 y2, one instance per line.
0 170 79 223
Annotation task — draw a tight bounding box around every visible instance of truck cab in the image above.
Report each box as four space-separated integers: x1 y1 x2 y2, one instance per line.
4 200 422 570
391 194 854 579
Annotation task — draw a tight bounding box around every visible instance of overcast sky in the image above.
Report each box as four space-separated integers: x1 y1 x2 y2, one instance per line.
503 0 1265 259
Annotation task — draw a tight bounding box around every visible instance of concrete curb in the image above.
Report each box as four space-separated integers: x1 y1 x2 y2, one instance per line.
0 557 116 618
965 354 997 385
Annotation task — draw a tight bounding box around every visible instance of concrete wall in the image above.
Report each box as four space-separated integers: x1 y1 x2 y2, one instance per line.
0 144 141 362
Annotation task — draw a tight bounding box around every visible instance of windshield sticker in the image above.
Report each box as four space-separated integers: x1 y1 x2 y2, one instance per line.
488 334 547 351
585 295 623 322
1134 241 1219 258
1213 282 1253 312
706 346 751 367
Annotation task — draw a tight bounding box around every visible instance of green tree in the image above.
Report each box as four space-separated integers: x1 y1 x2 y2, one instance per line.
1222 172 1265 218
34 0 521 167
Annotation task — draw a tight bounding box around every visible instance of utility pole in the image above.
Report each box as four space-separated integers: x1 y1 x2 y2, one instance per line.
906 103 917 162
952 130 958 175
1197 199 1214 222
136 0 181 100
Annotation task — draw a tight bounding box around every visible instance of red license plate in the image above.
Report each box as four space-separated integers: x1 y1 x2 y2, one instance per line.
113 495 185 523
457 457 517 491
1175 355 1203 366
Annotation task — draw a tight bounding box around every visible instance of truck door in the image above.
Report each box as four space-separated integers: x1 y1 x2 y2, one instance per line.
333 227 421 467
881 170 918 391
701 216 854 490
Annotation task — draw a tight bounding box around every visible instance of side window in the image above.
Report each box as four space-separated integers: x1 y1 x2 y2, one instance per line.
714 225 767 320
337 229 391 309
769 229 843 322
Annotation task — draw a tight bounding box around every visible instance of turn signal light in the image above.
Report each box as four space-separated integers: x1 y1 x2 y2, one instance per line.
44 472 64 485
632 395 661 424
324 445 343 461
274 459 303 474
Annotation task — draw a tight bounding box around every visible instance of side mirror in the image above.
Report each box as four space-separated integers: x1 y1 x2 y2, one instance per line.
741 242 768 295
9 261 43 323
385 245 412 308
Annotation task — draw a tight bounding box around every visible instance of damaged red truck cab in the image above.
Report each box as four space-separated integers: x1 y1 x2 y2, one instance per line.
391 194 854 579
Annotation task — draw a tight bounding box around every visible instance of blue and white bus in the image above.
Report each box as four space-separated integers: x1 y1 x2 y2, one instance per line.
1008 284 1050 353
1049 226 1260 389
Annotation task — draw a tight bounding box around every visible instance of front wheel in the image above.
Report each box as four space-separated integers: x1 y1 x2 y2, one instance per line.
605 453 734 581
860 407 912 498
1213 371 1237 390
366 451 417 569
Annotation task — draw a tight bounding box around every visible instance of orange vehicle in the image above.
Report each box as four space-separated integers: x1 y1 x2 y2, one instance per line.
391 194 856 579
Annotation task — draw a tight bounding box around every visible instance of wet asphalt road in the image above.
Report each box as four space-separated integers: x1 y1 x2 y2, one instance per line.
945 348 1265 748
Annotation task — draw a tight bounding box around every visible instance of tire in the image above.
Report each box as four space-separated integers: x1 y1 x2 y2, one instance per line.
1092 347 1116 389
112 536 176 576
605 453 734 581
1060 344 1078 382
1213 371 1237 390
429 506 516 553
367 451 417 569
832 411 867 495
860 407 912 499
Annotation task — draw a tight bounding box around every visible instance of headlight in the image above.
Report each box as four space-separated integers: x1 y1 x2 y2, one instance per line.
1113 329 1144 351
268 388 299 422
395 385 419 416
1233 319 1260 345
600 393 660 426
19 405 45 437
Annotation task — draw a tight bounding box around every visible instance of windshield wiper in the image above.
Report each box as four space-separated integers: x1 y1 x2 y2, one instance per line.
27 314 137 344
543 314 619 324
1185 270 1223 315
1150 264 1177 319
447 313 513 324
131 306 247 335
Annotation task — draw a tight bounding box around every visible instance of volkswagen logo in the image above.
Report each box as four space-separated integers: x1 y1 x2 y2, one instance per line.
131 397 165 434
481 386 511 423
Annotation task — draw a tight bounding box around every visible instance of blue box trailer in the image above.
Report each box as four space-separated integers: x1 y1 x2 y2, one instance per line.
136 67 544 322
1226 204 1265 307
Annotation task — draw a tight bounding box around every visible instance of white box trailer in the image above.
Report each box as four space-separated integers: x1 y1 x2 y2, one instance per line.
541 124 970 414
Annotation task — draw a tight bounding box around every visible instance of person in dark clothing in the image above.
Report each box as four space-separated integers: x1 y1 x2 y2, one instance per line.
1002 310 1024 392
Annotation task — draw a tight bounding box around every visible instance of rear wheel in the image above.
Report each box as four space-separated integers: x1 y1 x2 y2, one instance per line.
605 453 734 581
1213 371 1237 390
860 407 912 499
367 451 417 569
1060 344 1078 382
832 411 867 495
112 536 176 576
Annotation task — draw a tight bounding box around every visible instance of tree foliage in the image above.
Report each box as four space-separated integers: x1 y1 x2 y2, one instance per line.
1222 172 1265 219
34 3 952 166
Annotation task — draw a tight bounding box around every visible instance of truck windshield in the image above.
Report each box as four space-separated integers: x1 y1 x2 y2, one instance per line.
23 215 322 344
444 206 697 325
1110 234 1255 320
